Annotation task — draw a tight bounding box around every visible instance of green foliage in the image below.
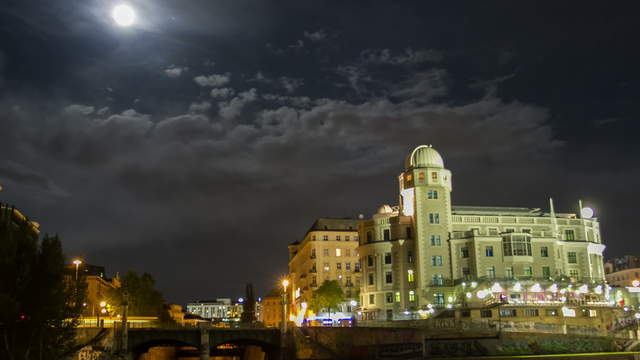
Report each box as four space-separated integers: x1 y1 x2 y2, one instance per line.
0 206 86 359
310 280 344 314
108 271 170 321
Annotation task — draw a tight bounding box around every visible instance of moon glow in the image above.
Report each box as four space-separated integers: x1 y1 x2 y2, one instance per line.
112 4 136 27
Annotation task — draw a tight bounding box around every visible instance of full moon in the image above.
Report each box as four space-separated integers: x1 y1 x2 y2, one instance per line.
112 4 136 27
580 206 594 219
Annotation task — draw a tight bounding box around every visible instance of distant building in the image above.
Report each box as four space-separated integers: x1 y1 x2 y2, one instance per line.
66 263 121 317
288 218 362 321
186 298 251 324
260 295 282 328
605 256 640 287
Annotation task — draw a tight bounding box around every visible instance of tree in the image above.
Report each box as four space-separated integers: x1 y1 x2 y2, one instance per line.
108 271 172 323
310 280 345 314
0 205 86 359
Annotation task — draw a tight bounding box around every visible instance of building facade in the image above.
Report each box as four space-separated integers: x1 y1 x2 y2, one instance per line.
358 145 608 321
260 296 282 328
288 218 361 321
605 256 640 287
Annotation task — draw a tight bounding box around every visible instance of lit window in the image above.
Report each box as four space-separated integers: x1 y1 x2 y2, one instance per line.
395 292 401 302
431 235 441 246
431 172 438 180
408 270 415 282
418 172 425 179
429 213 440 224
431 256 443 266
336 248 341 257
323 263 330 271
485 246 494 257
486 266 496 279
406 174 413 181
427 190 438 199
409 290 416 302
568 252 577 264
323 248 329 257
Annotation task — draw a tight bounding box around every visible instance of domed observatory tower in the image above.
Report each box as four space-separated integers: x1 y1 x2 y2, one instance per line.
399 145 453 307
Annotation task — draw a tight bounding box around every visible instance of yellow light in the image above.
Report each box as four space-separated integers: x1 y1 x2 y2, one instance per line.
282 279 289 291
632 280 640 287
72 259 82 266
101 309 107 314
99 301 107 307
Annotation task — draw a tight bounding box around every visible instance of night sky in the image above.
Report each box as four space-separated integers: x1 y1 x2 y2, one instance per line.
1 1 638 305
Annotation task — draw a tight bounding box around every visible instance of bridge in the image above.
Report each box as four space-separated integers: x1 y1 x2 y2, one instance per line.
119 327 281 359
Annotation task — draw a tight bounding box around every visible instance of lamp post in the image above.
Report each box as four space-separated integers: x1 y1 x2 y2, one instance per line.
72 259 82 281
281 279 289 335
97 301 107 328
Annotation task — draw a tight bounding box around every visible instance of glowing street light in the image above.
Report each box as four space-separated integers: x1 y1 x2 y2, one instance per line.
72 259 82 280
281 278 290 344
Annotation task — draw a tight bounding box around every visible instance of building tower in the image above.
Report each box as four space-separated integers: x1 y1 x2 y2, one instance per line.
399 145 453 307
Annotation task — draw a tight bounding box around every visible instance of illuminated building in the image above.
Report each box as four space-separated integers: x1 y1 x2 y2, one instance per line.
605 256 640 287
260 295 282 328
288 218 361 322
186 298 250 324
358 145 608 321
64 263 121 318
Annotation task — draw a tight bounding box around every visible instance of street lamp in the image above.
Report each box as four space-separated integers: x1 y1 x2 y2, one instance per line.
97 301 107 328
72 259 82 280
281 279 289 338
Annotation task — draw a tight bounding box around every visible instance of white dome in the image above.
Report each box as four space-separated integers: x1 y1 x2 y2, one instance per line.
404 145 444 169
377 204 393 214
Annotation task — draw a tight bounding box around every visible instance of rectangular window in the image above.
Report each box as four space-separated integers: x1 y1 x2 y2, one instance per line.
408 270 415 282
524 309 539 317
522 228 531 234
431 256 443 266
540 246 549 257
406 227 412 239
354 235 359 242
569 269 579 278
366 231 372 243
500 309 517 317
345 235 350 241
418 172 425 179
386 292 393 303
542 266 551 278
355 262 361 272
336 262 342 270
369 294 375 305
432 274 444 285
408 251 414 263
431 235 441 246
311 264 317 272
311 248 316 258
505 267 513 279
345 262 351 271
345 276 352 286
312 235 317 241
485 246 494 257
368 273 374 285
323 248 329 257
462 267 470 276
431 172 438 180
434 293 444 306
345 249 351 257
568 252 577 264
505 228 515 233
323 235 328 241
565 229 576 241
481 310 493 318
383 229 390 241
385 271 393 284
335 248 341 257
395 292 401 302
461 247 469 258
384 252 392 264
409 290 416 302
367 255 374 266
523 266 533 276
429 213 440 224
323 263 330 271
428 190 439 199
486 266 496 279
